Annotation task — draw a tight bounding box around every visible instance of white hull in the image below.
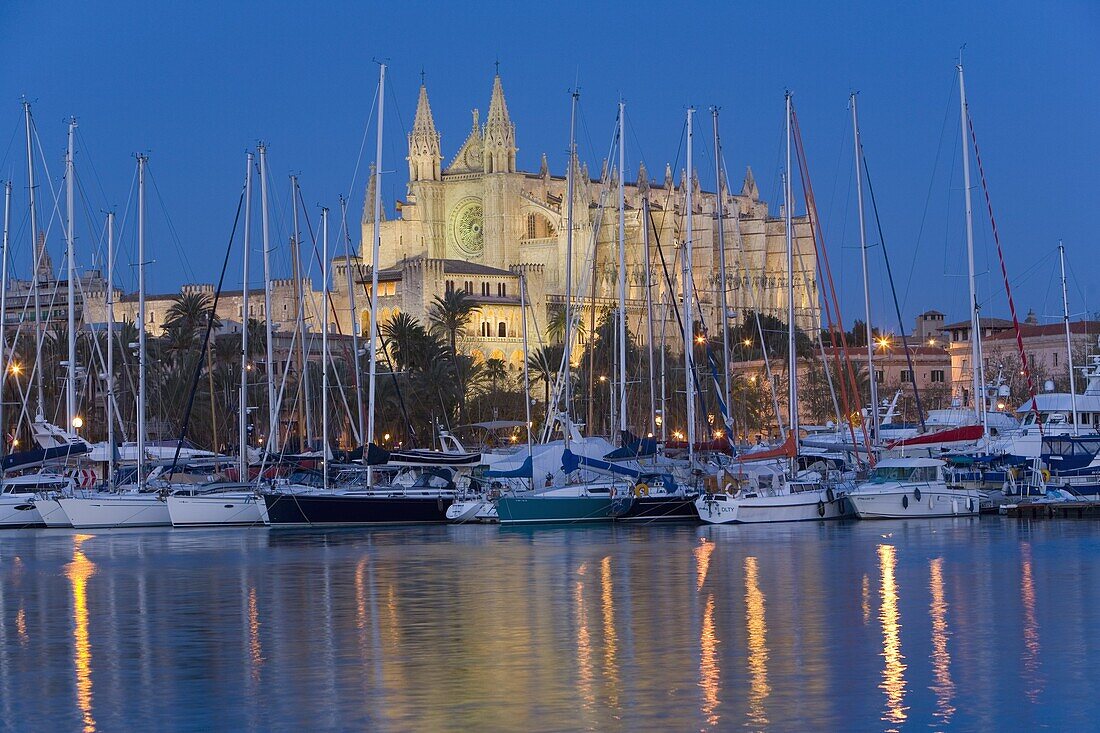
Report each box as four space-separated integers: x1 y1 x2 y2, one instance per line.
847 488 980 519
445 500 485 523
33 498 73 527
0 494 44 527
167 493 265 527
695 490 846 524
59 494 172 528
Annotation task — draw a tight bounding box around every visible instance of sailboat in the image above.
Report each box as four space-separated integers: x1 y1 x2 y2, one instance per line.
696 93 848 525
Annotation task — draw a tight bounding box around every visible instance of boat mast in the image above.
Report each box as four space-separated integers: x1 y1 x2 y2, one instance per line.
289 175 312 450
66 118 78 433
340 196 366 448
616 100 628 441
1059 241 1078 435
642 198 657 438
105 211 116 483
520 274 534 486
239 152 253 480
851 93 879 443
23 102 44 420
258 144 278 452
785 93 800 458
683 107 696 461
0 181 10 452
137 154 148 488
958 59 988 435
366 62 386 458
321 206 330 489
562 89 578 449
712 108 732 421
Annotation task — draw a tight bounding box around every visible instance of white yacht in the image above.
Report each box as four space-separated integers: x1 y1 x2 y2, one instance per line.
58 489 172 528
166 483 265 527
846 457 979 519
1 474 76 528
695 461 850 524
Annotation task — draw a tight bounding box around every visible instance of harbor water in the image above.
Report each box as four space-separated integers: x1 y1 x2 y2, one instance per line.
1 518 1097 732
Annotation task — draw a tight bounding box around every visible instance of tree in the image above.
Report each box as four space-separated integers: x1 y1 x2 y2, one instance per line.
429 291 478 418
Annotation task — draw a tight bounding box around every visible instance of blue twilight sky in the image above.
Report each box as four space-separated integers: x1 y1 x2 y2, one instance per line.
1 1 1097 333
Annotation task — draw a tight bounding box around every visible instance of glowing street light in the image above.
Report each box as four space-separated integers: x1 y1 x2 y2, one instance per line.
9 363 21 375
71 416 84 430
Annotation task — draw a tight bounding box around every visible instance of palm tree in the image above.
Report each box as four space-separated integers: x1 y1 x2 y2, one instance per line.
382 312 427 372
164 291 220 342
429 290 478 418
546 306 585 346
484 357 508 399
527 344 563 408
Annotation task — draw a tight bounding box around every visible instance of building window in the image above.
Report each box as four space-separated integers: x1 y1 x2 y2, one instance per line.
498 283 506 297
527 214 536 239
1053 352 1059 367
900 369 912 383
480 322 490 338
464 280 473 293
931 369 945 383
498 321 507 338
875 369 884 384
481 282 490 297
445 280 455 295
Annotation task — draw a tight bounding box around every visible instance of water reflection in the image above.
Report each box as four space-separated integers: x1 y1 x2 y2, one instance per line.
928 557 955 724
877 544 906 729
574 563 595 716
861 574 871 625
1020 542 1043 703
699 593 720 728
694 537 714 591
743 556 769 730
599 556 620 710
248 587 262 681
15 607 27 644
66 534 97 733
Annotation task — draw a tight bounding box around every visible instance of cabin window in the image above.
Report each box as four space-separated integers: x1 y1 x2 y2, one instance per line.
498 321 507 338
931 370 945 383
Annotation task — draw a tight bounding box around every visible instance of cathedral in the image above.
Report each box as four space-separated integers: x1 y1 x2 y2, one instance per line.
357 73 819 369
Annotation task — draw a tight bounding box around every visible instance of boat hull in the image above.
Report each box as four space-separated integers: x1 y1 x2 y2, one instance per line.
695 490 847 524
0 495 45 528
167 494 265 527
445 500 486 523
32 497 72 527
611 495 699 521
58 495 172 528
495 495 613 524
846 488 980 519
262 492 453 526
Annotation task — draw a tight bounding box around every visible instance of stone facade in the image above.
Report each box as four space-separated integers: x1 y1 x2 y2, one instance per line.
360 74 820 353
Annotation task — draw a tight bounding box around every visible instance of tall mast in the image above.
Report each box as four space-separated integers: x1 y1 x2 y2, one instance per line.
520 274 534 485
958 60 987 435
258 144 278 452
616 100 627 439
642 198 657 438
712 108 732 420
366 63 386 454
1060 241 1078 435
137 154 148 487
340 196 366 448
289 175 311 449
239 152 253 480
683 107 696 461
321 206 330 489
105 211 116 483
562 89 578 449
66 118 78 432
851 93 879 442
0 181 10 453
785 93 800 455
23 102 44 420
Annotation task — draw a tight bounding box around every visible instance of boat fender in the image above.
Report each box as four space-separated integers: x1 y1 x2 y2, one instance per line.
838 500 847 515
902 495 909 509
1041 469 1051 482
817 500 825 517
968 499 974 513
437 497 446 512
913 487 922 501
633 483 650 498
826 487 836 504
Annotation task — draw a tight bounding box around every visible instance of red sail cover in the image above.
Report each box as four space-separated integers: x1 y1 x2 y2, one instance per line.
735 432 798 463
665 438 733 455
884 424 984 450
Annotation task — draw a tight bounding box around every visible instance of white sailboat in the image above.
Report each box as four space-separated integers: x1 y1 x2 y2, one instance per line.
696 93 847 525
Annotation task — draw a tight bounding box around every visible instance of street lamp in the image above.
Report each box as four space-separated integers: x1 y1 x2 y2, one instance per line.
71 416 84 430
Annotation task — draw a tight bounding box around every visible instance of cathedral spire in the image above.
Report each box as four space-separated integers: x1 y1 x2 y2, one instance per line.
482 74 517 173
637 161 649 193
408 83 442 182
741 165 759 200
664 163 673 189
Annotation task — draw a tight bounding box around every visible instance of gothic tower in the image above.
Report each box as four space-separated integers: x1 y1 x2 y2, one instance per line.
407 83 446 257
481 74 521 267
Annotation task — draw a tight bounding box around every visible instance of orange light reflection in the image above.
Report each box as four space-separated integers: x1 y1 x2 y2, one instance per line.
878 544 907 729
66 534 97 733
744 556 769 729
929 558 955 723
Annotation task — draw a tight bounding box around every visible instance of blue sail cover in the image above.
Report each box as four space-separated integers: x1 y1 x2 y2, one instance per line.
562 449 643 480
2 442 89 472
604 431 658 460
484 456 533 479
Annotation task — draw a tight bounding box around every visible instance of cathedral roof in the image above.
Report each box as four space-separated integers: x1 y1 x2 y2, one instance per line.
446 109 484 174
442 259 516 277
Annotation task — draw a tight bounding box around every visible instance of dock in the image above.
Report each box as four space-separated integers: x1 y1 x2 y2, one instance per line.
1004 502 1100 519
